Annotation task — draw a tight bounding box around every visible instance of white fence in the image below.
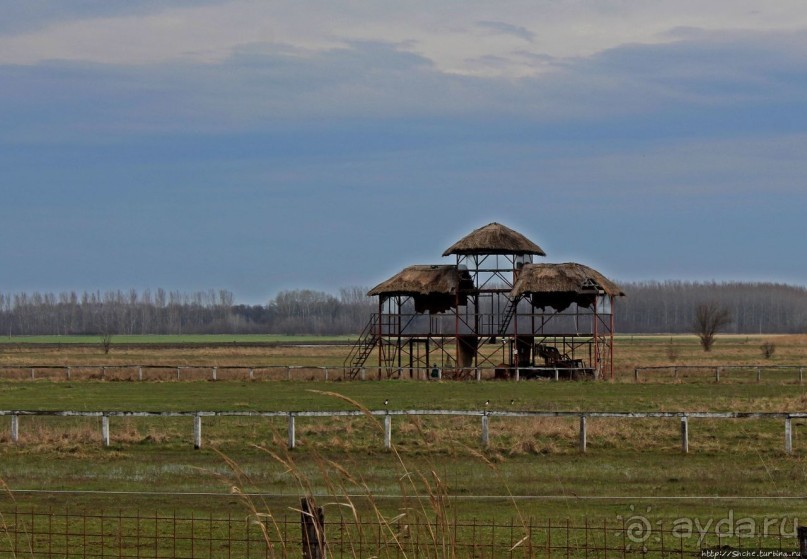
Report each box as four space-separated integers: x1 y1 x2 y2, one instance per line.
2 409 804 454
633 365 806 382
0 364 595 381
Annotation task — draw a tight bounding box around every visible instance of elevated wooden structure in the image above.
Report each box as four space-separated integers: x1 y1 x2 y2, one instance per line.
347 223 623 379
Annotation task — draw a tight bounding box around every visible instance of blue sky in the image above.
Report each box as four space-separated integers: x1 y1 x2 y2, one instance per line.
2 1 806 303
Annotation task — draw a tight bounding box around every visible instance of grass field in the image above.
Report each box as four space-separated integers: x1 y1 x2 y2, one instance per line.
0 334 804 555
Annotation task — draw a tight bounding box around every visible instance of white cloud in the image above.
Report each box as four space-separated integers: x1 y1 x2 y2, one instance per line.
2 1 807 78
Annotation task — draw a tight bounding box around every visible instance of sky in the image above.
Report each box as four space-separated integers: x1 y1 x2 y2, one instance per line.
2 1 806 304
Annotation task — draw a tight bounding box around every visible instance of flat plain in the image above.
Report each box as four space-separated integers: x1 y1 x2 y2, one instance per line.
0 334 804 540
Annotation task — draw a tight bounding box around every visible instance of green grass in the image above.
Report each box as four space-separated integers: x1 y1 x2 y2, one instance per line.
0 379 801 412
0 336 804 556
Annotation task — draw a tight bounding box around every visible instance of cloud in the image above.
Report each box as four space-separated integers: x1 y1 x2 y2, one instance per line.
476 21 535 42
3 27 807 145
3 1 807 79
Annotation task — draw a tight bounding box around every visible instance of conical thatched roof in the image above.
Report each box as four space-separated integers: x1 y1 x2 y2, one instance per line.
442 222 546 257
511 263 624 297
368 265 473 296
368 265 473 314
511 263 624 312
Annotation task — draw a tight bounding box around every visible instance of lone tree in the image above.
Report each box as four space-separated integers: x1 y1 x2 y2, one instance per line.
692 302 732 351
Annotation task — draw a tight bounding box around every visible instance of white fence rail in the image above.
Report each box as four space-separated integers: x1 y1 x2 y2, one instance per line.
2 409 804 454
0 364 596 381
633 365 806 383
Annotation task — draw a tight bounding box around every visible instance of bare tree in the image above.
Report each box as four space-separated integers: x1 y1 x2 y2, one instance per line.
100 333 113 354
693 302 732 351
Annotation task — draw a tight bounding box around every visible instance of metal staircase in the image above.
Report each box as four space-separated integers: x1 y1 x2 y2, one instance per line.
344 314 379 379
497 298 518 337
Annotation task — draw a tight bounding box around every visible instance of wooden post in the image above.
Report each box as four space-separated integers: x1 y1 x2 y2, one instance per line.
286 366 292 381
66 366 71 380
102 415 110 447
176 367 180 380
481 414 489 448
300 498 325 559
715 367 720 383
212 367 217 381
194 414 202 450
634 368 639 382
384 414 391 449
756 366 761 383
138 367 143 381
800 367 804 384
674 367 678 380
11 414 18 443
288 413 296 449
680 415 689 454
785 417 793 455
30 368 35 380
579 415 587 453
249 368 254 380
101 367 106 379
324 367 329 381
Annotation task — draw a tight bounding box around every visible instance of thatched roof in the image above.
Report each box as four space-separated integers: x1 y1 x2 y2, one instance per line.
512 263 624 296
511 263 624 311
368 265 473 314
442 222 546 257
368 265 473 296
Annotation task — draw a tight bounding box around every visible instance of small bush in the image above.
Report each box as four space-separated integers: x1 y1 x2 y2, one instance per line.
760 341 776 359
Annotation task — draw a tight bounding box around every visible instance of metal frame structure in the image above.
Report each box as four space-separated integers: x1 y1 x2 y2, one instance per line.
346 224 620 380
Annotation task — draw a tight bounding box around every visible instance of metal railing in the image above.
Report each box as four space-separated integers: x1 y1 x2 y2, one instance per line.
0 507 801 558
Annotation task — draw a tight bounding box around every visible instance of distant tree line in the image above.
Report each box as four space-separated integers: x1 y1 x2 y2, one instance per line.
615 281 807 334
0 281 805 336
0 287 374 336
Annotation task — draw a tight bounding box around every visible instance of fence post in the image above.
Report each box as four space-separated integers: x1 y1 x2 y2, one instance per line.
102 415 110 447
554 367 559 381
634 368 639 382
288 413 296 450
680 415 689 454
194 414 202 450
101 366 106 379
800 367 804 385
360 367 366 381
11 414 18 443
785 416 793 455
476 368 481 382
756 366 761 383
212 367 217 381
176 367 180 380
287 366 292 381
481 414 489 448
715 367 720 383
300 498 325 559
138 367 143 381
384 413 392 449
66 366 71 380
249 368 254 380
579 415 587 453
324 367 328 381
30 368 35 380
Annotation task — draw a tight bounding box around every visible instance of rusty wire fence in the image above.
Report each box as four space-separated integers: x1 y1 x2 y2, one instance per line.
0 507 801 558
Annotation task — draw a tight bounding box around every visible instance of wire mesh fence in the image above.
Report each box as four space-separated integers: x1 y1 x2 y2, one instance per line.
0 507 801 558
